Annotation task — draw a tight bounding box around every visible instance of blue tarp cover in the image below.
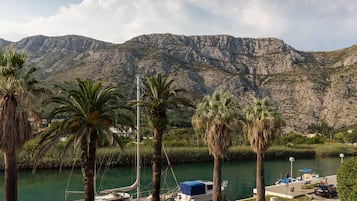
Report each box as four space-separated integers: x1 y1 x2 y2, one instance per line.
279 177 294 183
179 181 205 195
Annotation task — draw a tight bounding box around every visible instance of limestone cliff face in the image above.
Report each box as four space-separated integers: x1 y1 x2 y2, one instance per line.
1 34 356 133
10 35 113 76
130 34 305 75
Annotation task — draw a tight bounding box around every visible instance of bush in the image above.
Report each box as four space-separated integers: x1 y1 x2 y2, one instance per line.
273 132 323 146
337 157 357 201
312 144 357 157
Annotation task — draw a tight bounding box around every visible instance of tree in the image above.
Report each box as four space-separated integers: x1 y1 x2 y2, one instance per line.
337 157 357 201
242 97 282 201
0 47 34 201
33 79 132 201
192 90 240 201
133 73 194 201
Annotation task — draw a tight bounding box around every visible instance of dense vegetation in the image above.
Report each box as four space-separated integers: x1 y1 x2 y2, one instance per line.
1 139 356 170
1 107 356 171
337 157 357 201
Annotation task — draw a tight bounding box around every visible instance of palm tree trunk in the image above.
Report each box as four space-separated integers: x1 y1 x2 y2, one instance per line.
4 150 18 201
152 127 163 201
212 157 222 201
256 151 265 201
81 137 97 201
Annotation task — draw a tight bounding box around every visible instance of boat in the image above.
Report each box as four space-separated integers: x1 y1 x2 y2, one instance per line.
94 76 142 201
275 177 297 185
95 192 131 201
275 167 320 185
175 180 228 201
296 168 320 181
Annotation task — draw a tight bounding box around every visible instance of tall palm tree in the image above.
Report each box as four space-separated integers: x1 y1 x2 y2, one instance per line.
33 79 132 201
243 97 282 201
133 73 194 201
0 47 34 201
192 90 240 201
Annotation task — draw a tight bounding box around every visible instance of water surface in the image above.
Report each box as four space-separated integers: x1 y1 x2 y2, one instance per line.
0 157 344 201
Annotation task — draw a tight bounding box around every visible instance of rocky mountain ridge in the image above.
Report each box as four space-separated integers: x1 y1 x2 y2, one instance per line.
1 34 356 133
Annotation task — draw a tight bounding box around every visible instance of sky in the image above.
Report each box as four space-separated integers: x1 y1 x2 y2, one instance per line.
0 0 356 51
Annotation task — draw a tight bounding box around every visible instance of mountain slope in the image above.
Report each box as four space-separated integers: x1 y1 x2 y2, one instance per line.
1 34 356 133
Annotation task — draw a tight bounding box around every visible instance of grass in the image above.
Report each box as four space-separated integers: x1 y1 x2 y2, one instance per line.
1 142 356 170
293 143 357 157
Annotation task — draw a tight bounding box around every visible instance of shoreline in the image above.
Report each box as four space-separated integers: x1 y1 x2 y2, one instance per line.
1 144 356 170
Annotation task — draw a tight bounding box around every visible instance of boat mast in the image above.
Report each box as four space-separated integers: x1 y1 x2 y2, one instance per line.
136 75 141 201
99 75 141 195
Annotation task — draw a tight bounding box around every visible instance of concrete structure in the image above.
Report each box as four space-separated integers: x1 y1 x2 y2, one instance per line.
247 175 339 200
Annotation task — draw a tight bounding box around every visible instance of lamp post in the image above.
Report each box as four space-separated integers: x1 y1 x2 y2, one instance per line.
289 156 295 179
339 153 344 164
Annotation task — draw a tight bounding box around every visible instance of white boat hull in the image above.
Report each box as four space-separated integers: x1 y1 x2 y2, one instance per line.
95 192 131 201
175 191 212 201
174 180 227 201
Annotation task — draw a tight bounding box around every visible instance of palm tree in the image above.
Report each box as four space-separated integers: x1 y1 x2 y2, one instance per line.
33 79 132 201
133 73 194 201
243 97 282 201
192 90 240 201
0 47 34 201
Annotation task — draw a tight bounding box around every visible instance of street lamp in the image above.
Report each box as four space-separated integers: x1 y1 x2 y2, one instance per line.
289 156 295 179
339 153 344 163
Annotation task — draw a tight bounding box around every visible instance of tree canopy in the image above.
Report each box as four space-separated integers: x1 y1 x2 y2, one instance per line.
337 156 357 201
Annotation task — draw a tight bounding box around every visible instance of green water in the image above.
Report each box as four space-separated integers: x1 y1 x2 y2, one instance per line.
0 157 343 201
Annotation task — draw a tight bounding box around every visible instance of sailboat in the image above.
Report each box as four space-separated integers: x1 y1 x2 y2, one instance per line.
64 76 143 201
94 76 179 201
94 75 143 201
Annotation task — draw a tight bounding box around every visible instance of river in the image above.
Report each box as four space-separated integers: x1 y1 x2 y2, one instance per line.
0 157 344 201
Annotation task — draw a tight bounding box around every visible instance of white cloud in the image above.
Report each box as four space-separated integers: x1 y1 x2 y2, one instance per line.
0 0 357 50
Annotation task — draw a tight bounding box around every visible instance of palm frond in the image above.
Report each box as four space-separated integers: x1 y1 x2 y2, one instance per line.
243 97 282 153
33 78 134 170
193 90 240 159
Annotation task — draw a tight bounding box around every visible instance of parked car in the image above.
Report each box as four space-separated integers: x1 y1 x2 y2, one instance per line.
314 184 337 198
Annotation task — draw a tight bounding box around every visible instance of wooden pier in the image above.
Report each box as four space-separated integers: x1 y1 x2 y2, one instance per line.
252 175 337 199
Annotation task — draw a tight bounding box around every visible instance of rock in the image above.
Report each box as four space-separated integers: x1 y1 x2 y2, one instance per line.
1 34 356 133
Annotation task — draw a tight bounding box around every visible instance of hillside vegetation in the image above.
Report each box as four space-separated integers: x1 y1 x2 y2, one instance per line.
1 34 357 133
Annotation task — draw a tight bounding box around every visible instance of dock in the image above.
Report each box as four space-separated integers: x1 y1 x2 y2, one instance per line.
252 175 337 199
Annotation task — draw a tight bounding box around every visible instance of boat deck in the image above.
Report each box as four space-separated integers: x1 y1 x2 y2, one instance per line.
252 175 337 199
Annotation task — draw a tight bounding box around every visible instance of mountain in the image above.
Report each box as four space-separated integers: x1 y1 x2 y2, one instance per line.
1 33 357 133
0 38 11 47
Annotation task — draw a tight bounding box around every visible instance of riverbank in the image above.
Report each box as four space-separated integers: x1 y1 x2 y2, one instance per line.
1 143 356 170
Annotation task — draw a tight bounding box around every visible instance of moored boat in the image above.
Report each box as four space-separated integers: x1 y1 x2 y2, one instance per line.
275 167 320 185
95 192 131 201
296 168 320 181
275 177 297 185
175 180 228 201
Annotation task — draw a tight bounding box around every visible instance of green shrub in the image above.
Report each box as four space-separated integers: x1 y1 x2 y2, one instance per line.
273 132 323 146
311 144 357 157
337 157 357 201
333 125 357 143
